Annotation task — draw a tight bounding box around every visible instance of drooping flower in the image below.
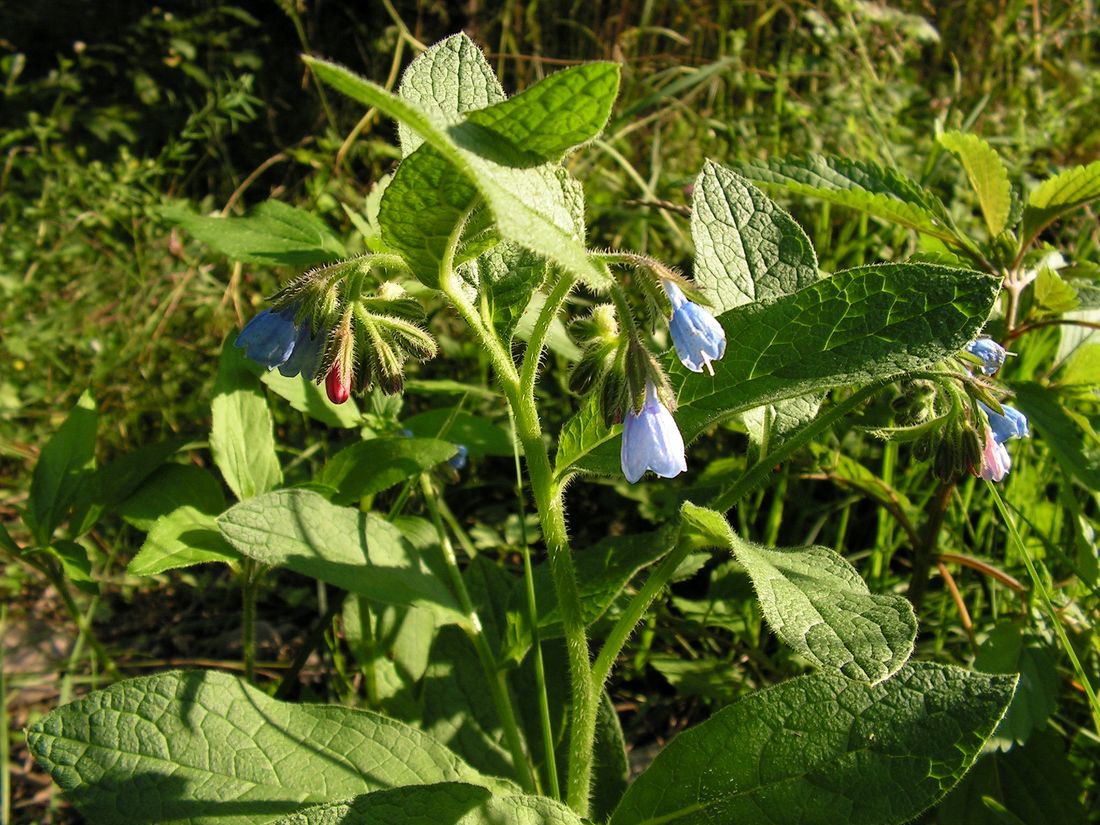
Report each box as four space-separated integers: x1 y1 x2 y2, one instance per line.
975 401 1029 482
235 304 324 379
978 402 1029 443
979 426 1012 481
965 337 1008 376
664 282 726 375
621 379 687 483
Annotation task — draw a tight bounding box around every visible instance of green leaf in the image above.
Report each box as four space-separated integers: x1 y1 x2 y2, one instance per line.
972 622 1058 750
402 408 514 457
609 663 1017 825
477 242 548 341
27 670 514 825
935 731 1088 825
379 146 479 289
396 33 505 158
260 369 362 428
318 436 459 504
682 504 916 683
69 439 184 537
304 56 611 291
591 691 630 823
454 62 620 166
738 154 955 242
1033 265 1080 314
128 506 240 576
268 783 583 825
48 540 95 591
939 132 1012 237
217 490 466 626
211 338 282 501
116 464 226 532
1011 381 1100 490
691 160 819 312
557 263 1000 476
160 200 346 267
1022 159 1100 243
27 390 97 544
422 626 516 779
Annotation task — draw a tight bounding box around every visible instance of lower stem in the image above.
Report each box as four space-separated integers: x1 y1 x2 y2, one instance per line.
511 395 595 816
48 567 120 681
419 475 536 793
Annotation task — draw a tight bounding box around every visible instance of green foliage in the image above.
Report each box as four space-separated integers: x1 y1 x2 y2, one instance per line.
161 201 347 267
26 670 515 825
609 664 1016 825
7 9 1100 825
210 340 283 501
218 490 466 627
682 504 916 683
268 783 583 825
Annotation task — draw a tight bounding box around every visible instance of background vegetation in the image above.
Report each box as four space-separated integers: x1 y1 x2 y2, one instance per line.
3 1 1097 822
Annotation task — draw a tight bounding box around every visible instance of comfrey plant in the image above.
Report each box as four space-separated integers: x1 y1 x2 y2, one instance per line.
31 35 1064 825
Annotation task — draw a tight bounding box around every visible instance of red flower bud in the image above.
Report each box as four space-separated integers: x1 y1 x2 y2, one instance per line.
325 362 350 404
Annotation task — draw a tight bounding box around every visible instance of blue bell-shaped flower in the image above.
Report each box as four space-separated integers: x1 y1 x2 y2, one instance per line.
664 282 726 375
235 304 324 379
621 380 687 483
965 337 1009 375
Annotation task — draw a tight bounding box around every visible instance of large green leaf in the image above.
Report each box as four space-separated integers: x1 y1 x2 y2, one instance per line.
556 263 1000 476
161 200 346 267
27 671 514 825
317 436 459 504
1011 381 1100 490
691 160 819 312
210 339 282 501
396 34 506 157
68 438 184 537
939 131 1012 237
738 155 954 242
26 390 97 544
304 56 611 291
682 504 915 682
456 62 619 166
609 663 1016 825
268 783 583 825
128 506 240 576
1021 159 1100 243
217 489 466 626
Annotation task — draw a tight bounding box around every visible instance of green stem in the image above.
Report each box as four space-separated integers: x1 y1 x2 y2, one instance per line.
987 482 1100 737
509 407 561 800
419 475 536 793
591 538 692 691
511 396 595 815
520 273 577 398
46 566 120 681
710 382 890 512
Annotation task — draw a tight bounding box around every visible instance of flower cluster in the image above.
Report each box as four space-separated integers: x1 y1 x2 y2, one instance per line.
234 262 437 405
612 278 726 483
